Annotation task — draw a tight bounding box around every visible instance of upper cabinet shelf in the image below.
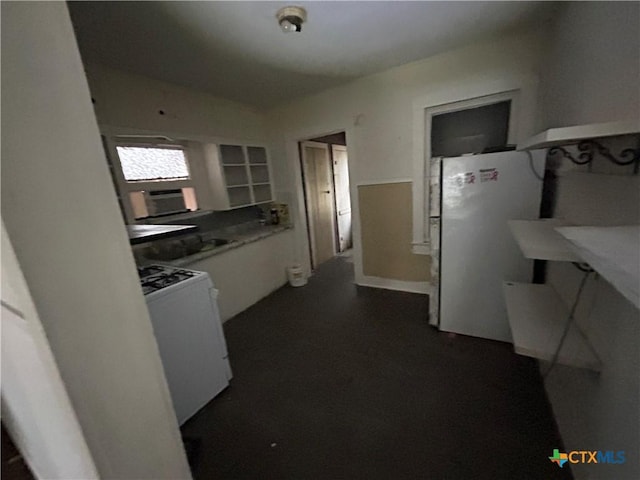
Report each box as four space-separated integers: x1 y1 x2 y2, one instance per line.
204 143 273 210
518 120 640 151
505 220 603 371
508 219 582 262
556 225 640 309
509 219 640 309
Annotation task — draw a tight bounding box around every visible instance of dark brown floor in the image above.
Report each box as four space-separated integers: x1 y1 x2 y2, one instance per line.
182 257 572 480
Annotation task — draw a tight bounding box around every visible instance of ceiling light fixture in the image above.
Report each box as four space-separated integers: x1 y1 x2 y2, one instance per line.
276 6 307 33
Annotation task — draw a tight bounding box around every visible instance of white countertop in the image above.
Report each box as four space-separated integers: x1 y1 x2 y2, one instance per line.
166 223 293 267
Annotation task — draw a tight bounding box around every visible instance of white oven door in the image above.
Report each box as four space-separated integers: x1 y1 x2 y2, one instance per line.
146 275 229 425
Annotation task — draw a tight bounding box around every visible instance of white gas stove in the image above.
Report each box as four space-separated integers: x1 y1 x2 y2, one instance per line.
137 264 202 295
138 264 232 425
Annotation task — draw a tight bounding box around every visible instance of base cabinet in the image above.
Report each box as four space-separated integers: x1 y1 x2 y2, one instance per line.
181 230 294 321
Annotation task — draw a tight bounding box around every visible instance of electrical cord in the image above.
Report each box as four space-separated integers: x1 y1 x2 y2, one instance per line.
572 262 593 273
526 150 545 181
542 268 593 379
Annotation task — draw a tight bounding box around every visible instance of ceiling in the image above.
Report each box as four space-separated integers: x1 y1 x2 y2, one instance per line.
68 1 556 109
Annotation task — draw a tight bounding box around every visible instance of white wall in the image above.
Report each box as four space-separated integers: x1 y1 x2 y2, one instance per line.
86 63 273 214
537 4 640 477
266 30 546 290
2 221 99 479
539 2 640 129
86 63 268 142
1 3 191 478
544 165 640 480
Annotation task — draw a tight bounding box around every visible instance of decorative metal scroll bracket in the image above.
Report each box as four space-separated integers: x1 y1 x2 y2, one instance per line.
547 140 640 174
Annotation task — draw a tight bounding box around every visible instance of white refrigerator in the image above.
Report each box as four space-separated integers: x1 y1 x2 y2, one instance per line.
438 150 544 342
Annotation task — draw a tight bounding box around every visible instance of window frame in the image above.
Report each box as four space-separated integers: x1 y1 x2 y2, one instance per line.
411 86 524 255
424 91 519 159
429 98 515 158
114 140 193 187
103 136 198 223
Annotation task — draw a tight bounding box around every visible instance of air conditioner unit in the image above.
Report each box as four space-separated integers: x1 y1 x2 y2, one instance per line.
144 189 187 216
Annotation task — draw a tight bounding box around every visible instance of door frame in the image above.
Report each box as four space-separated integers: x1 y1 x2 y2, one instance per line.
285 124 355 280
411 73 539 255
300 140 338 269
331 144 352 253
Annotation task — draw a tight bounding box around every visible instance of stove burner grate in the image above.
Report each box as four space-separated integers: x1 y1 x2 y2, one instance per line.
138 266 199 294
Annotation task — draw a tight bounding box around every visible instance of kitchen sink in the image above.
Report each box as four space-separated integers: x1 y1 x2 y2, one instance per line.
143 237 232 260
211 238 230 246
196 238 230 252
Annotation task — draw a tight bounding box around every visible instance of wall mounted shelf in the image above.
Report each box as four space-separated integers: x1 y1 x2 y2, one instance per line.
503 282 601 371
205 144 273 210
518 120 640 151
556 225 640 309
508 219 582 262
505 218 605 372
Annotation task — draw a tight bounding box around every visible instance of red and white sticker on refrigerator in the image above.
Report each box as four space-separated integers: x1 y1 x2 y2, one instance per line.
480 168 499 182
449 171 476 188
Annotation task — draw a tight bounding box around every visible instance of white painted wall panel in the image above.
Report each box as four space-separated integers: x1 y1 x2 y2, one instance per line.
539 2 640 129
538 4 640 464
544 159 640 479
1 223 99 480
1 3 191 478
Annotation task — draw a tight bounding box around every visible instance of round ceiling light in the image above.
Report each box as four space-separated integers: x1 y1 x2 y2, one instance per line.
276 6 307 33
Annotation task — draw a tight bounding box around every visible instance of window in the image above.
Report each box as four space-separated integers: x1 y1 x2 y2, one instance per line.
105 139 199 221
116 146 190 182
431 101 511 157
411 89 519 255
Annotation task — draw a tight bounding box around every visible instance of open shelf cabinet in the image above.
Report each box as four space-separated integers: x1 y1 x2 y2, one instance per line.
503 282 601 371
505 218 608 372
205 143 273 210
517 120 640 151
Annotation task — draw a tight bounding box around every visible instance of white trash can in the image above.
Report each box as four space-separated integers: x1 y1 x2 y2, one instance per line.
287 264 307 287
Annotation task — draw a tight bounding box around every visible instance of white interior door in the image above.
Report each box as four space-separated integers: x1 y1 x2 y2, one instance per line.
332 145 352 252
439 151 544 342
302 141 337 267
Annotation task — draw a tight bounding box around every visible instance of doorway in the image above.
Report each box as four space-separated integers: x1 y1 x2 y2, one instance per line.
300 132 352 269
